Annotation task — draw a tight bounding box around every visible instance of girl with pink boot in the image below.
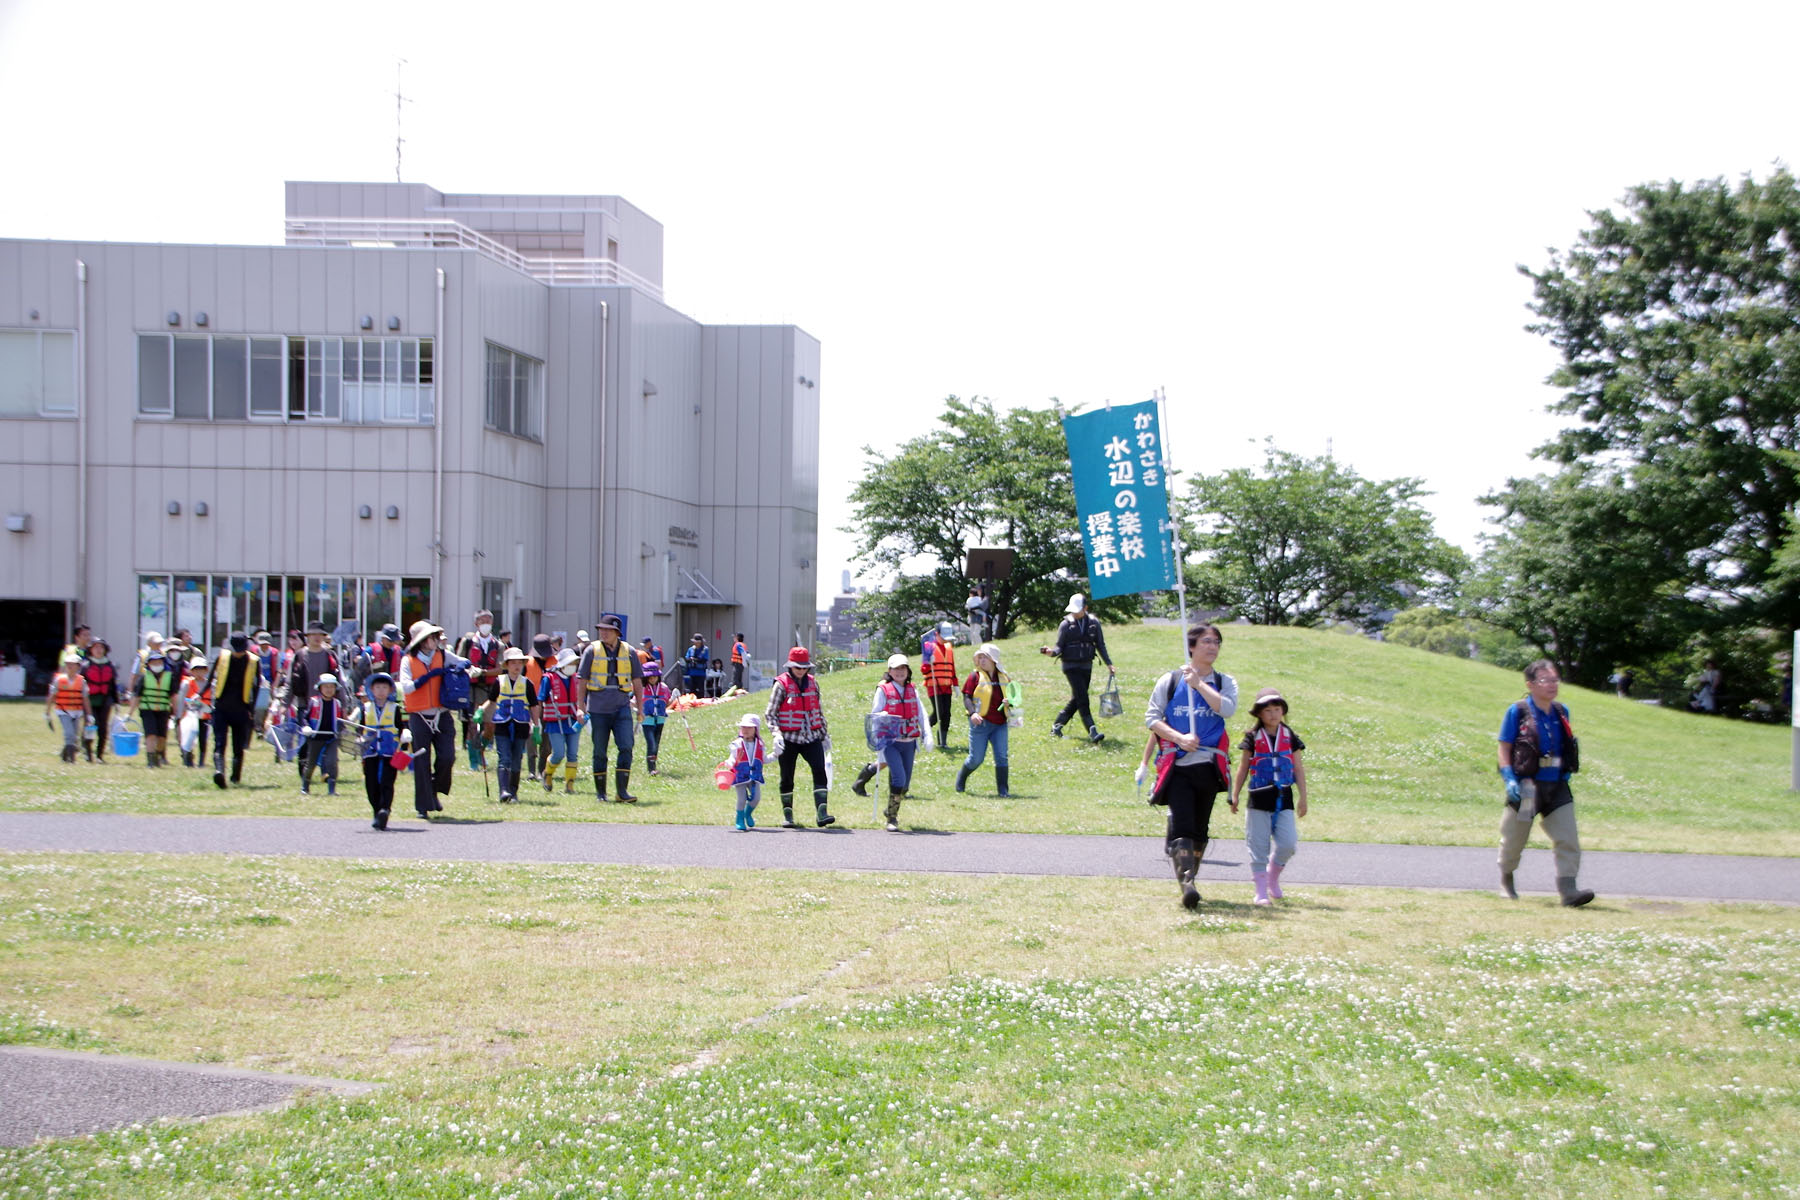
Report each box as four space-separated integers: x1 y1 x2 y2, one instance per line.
1229 688 1309 906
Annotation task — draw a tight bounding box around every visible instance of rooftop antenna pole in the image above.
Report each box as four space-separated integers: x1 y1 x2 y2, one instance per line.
393 59 412 183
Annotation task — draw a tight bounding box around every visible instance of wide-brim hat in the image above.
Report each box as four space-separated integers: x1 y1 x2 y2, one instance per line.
317 673 339 688
976 642 1002 669
642 659 662 677
786 646 812 667
554 648 579 670
1250 687 1288 714
532 633 553 654
305 620 328 635
738 713 761 729
597 615 622 633
502 647 528 663
406 620 446 652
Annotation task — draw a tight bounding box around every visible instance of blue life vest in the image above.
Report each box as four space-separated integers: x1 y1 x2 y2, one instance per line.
642 683 669 723
1248 724 1296 790
1166 675 1227 758
440 661 472 713
494 673 533 725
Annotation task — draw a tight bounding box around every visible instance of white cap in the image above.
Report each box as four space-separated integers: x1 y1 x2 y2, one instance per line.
738 713 761 729
886 653 909 671
317 673 339 688
1065 593 1086 614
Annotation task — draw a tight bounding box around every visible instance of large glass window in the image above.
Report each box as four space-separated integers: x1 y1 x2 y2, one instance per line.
138 333 432 425
484 342 540 439
0 330 76 416
137 574 428 651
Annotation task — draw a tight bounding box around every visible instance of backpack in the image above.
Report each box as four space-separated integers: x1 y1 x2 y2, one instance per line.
440 662 472 714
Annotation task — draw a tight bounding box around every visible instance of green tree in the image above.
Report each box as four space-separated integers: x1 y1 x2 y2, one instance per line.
1182 444 1464 627
845 396 1139 652
1383 605 1534 670
1521 169 1800 628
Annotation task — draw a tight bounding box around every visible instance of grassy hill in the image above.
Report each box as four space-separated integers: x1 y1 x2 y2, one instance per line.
5 622 1798 855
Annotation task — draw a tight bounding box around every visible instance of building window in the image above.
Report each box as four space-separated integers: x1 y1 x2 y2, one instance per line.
484 342 540 439
481 579 509 629
136 572 431 653
0 329 76 416
137 334 431 425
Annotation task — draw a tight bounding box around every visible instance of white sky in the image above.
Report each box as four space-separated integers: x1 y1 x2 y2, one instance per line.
4 0 1796 610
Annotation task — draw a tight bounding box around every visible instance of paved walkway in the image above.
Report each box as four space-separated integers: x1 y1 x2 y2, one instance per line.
2 811 1796 904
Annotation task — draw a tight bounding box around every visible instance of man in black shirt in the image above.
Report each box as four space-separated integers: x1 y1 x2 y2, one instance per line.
1040 593 1113 744
206 632 263 788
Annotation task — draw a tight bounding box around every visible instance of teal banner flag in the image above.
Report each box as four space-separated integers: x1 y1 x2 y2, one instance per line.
1061 401 1174 599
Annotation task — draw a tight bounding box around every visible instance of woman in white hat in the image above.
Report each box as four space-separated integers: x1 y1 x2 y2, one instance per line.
399 620 472 819
956 643 1013 797
862 653 928 831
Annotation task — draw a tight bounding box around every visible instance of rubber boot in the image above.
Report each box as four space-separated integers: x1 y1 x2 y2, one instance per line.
181 749 194 768
544 766 555 793
814 788 836 827
1557 876 1596 908
327 779 337 797
1499 870 1518 900
373 807 389 831
1253 870 1271 906
1268 862 1286 900
780 793 799 828
300 765 312 795
594 771 608 802
231 751 244 784
735 805 747 831
614 770 636 803
1087 726 1105 744
850 762 877 797
745 793 757 829
954 764 972 793
1051 723 1064 739
213 750 227 790
564 763 577 794
647 752 658 777
1171 838 1200 909
497 769 512 803
884 787 902 832
83 738 94 763
995 764 1010 798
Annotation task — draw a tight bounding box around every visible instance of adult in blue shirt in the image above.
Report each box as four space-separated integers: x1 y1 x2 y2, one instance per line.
1497 659 1595 907
682 634 709 697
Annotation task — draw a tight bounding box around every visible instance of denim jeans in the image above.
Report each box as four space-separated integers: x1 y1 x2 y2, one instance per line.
882 739 918 789
588 706 635 773
543 721 581 766
963 719 1009 771
1245 807 1298 871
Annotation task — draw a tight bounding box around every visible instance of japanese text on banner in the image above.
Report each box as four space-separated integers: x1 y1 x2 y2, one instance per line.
1060 401 1174 599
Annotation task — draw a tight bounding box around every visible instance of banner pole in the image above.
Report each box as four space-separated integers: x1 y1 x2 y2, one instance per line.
1157 387 1188 657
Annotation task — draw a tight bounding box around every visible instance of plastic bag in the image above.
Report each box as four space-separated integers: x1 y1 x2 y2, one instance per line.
823 736 834 787
1098 673 1122 719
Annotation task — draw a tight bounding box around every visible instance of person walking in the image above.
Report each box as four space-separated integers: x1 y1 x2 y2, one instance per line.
1229 688 1309 906
575 616 644 802
639 658 671 775
955 643 1012 797
276 622 339 779
1040 593 1113 743
127 648 181 769
727 713 766 830
764 646 838 829
204 632 264 788
399 620 471 819
178 651 213 768
921 627 959 751
1497 659 1596 907
45 651 92 764
355 672 403 830
79 638 121 762
485 647 537 804
860 653 928 832
298 673 345 796
1144 624 1238 909
457 611 505 771
538 648 583 794
730 633 748 692
526 633 555 782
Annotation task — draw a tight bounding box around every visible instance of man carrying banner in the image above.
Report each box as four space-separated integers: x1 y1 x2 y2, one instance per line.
1145 623 1237 909
1040 594 1112 743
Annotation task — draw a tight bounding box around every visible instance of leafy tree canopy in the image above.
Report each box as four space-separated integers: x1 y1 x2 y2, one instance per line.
845 396 1138 653
1183 442 1465 628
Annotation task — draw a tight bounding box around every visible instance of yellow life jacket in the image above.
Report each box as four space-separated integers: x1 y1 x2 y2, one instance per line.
585 640 635 693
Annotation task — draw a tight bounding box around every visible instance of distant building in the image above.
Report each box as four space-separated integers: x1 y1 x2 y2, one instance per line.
0 180 820 684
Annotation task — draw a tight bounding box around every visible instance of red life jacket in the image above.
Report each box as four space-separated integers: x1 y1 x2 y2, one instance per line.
879 680 924 741
539 672 579 723
306 696 344 729
771 672 826 739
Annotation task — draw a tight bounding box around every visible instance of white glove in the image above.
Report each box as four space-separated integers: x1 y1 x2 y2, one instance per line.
1134 764 1147 787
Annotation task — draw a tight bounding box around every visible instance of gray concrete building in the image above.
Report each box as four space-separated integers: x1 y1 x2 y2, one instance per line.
0 181 820 690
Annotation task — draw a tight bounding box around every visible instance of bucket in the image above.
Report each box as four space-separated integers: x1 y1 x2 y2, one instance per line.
113 730 142 758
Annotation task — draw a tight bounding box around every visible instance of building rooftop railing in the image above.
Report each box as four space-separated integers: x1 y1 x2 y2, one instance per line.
283 217 663 299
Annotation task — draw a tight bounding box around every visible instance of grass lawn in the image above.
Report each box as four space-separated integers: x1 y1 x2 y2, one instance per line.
6 622 1799 855
0 853 1796 1197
